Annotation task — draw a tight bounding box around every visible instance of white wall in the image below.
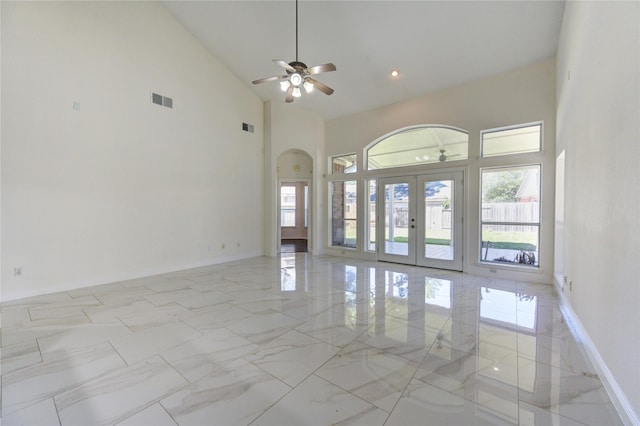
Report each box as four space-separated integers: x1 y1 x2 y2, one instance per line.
1 2 264 301
556 1 640 421
277 151 313 180
325 60 557 283
264 101 325 256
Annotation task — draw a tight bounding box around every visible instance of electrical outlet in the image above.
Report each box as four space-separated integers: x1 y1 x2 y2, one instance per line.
14 267 23 277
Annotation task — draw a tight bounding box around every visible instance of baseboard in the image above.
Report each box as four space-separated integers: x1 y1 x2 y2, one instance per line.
553 278 639 426
1 251 263 303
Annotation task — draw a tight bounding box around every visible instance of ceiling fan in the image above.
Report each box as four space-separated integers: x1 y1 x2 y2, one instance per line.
439 149 461 162
252 0 336 103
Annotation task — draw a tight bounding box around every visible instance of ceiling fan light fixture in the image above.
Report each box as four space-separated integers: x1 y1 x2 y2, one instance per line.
280 80 291 92
292 87 302 97
303 80 314 93
290 73 303 87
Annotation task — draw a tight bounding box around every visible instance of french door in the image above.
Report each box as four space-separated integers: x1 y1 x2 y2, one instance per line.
377 172 463 270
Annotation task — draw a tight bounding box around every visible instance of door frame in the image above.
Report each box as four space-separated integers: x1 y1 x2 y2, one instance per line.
376 171 463 271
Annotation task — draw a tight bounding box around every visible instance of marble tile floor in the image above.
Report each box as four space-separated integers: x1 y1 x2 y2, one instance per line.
1 254 623 425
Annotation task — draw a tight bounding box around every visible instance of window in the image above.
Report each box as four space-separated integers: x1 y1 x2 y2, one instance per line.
480 165 541 267
331 180 357 248
367 126 468 170
481 123 542 158
280 182 308 229
280 184 296 227
331 154 357 174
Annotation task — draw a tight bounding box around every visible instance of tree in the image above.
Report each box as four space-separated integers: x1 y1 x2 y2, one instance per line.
482 170 525 202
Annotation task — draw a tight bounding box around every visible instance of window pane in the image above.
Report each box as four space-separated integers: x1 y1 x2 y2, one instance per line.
367 179 376 251
482 123 541 158
280 185 296 227
481 165 540 223
481 224 539 266
332 154 357 174
331 180 357 248
368 126 468 170
481 165 541 268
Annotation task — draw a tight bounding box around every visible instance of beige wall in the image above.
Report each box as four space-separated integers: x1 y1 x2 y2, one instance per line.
1 2 264 301
264 101 325 256
325 59 557 283
556 1 640 421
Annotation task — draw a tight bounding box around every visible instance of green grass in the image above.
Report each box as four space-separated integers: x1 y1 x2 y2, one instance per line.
392 237 452 246
481 229 538 251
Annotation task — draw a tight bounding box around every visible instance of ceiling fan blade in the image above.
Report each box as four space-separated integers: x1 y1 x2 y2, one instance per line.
285 85 294 103
252 75 288 85
307 63 336 75
273 59 296 73
307 78 334 95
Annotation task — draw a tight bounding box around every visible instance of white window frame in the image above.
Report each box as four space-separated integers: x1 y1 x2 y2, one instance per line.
480 121 543 158
479 163 542 269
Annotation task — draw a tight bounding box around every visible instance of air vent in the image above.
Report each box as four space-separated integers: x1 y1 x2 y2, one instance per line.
152 92 173 109
242 122 254 133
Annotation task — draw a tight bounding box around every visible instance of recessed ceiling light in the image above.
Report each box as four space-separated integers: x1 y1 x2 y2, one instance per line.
391 70 399 77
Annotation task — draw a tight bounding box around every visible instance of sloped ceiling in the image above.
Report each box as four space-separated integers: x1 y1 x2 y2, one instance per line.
163 1 565 120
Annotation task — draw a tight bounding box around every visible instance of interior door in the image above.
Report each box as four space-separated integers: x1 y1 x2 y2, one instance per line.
377 172 463 271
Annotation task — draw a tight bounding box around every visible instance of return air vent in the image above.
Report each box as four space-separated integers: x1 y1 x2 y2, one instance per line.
152 92 173 109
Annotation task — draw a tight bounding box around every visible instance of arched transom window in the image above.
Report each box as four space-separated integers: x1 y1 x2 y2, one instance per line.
367 126 468 170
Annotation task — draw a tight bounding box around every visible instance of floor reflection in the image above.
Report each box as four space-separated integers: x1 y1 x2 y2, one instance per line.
277 253 622 425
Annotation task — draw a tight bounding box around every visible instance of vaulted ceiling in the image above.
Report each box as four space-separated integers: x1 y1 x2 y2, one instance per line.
163 1 565 120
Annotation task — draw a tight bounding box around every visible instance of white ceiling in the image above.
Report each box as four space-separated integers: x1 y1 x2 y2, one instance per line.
163 1 565 121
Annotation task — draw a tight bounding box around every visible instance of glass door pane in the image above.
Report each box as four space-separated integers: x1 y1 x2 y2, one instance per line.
378 177 416 264
424 179 454 261
367 179 377 252
417 172 463 270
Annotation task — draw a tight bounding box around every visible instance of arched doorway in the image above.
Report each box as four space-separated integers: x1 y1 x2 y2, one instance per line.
277 150 313 253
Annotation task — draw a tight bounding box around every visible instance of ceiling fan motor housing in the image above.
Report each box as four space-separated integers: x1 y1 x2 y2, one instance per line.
288 61 308 72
